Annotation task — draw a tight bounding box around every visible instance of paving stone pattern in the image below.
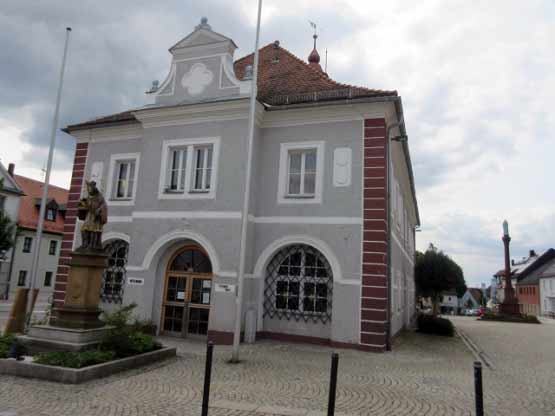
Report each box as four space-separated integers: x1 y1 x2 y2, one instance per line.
1 318 554 415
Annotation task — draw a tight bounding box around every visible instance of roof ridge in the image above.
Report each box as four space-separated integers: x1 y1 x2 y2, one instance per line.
14 174 69 191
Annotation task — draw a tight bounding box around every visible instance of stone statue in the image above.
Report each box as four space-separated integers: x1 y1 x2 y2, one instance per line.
78 181 108 251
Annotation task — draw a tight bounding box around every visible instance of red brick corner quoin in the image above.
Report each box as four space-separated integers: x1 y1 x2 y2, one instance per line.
360 118 388 352
53 142 89 308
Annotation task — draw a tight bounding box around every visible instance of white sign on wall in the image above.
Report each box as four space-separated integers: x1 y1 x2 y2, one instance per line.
127 277 144 286
215 283 236 294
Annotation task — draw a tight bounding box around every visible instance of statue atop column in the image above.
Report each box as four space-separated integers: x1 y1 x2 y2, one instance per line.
77 181 108 251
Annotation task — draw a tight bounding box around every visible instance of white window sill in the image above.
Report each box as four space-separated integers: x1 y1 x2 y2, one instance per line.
284 194 315 199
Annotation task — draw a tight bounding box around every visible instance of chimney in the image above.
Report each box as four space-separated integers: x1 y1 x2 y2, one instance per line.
529 249 536 258
8 163 15 177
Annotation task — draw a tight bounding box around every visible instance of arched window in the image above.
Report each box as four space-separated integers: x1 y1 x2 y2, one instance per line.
169 248 212 273
263 244 333 324
101 240 129 303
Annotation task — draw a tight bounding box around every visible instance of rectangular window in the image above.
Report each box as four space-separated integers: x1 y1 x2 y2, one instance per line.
49 240 57 255
107 153 140 205
0 195 5 211
167 148 187 192
114 160 135 199
286 149 316 197
278 141 324 204
17 270 27 286
160 138 219 199
192 146 213 191
302 282 328 313
46 208 57 221
44 271 53 287
23 237 32 253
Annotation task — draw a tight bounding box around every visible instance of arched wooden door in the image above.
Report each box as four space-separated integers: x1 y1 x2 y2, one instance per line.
161 245 213 337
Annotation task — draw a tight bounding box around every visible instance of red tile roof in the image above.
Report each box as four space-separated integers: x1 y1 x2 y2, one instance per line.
234 43 397 105
14 175 68 235
65 43 397 131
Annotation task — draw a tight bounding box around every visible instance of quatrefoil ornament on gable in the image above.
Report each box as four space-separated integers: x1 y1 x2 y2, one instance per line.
181 63 214 96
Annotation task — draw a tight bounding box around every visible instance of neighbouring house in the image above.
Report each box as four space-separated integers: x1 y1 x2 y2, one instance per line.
0 162 23 299
494 249 540 304
539 259 555 318
56 18 420 352
7 170 69 302
439 291 459 315
460 288 486 312
515 249 555 316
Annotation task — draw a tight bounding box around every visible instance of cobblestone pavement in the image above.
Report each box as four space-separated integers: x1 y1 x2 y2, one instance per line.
0 320 552 416
451 316 555 416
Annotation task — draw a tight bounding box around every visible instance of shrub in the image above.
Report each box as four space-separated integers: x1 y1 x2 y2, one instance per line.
417 314 455 337
99 303 161 358
34 350 115 368
99 329 161 358
0 333 15 359
480 311 540 324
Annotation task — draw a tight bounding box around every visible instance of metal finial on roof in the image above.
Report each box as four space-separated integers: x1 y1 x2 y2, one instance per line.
307 21 322 71
195 17 212 30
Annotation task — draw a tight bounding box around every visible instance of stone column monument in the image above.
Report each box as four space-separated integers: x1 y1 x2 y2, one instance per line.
21 181 112 352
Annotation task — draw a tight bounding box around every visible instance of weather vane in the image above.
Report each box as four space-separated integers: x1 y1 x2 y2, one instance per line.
309 21 317 36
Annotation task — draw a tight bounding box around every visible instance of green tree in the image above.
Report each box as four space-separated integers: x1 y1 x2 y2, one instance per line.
0 177 17 255
415 245 466 316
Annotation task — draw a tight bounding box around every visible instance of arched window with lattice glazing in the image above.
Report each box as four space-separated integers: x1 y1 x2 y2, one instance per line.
263 244 333 324
101 240 129 303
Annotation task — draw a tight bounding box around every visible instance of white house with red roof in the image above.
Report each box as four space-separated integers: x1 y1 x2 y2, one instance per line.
0 162 23 299
57 18 419 352
4 167 68 302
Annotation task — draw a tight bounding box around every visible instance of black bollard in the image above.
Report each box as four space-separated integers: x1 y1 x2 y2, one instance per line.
474 361 484 416
327 352 339 416
201 341 214 416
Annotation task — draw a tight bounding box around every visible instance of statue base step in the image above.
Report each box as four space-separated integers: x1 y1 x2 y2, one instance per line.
18 324 113 354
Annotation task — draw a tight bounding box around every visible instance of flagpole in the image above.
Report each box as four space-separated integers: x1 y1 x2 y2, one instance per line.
231 0 262 363
26 27 72 328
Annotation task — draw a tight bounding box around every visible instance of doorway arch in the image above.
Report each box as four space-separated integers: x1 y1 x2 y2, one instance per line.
161 245 213 337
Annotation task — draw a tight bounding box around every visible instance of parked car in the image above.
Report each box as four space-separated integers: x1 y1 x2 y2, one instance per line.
465 309 479 316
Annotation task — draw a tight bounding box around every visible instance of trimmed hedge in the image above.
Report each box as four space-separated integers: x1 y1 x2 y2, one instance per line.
417 314 455 337
480 311 541 324
34 350 116 369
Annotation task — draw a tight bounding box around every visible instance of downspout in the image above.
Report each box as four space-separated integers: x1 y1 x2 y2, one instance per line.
385 115 404 351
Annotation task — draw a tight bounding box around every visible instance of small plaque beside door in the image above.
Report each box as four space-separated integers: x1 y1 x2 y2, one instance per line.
215 283 236 293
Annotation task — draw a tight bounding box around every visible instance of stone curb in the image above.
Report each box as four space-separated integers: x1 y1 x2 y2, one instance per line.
0 346 176 384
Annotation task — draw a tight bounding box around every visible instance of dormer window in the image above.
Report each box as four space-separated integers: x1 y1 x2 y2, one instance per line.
46 207 57 221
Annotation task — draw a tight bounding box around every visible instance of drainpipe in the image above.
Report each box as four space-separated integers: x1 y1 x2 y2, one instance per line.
385 116 407 351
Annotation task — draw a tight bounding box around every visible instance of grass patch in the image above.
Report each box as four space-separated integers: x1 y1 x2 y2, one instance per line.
417 314 455 337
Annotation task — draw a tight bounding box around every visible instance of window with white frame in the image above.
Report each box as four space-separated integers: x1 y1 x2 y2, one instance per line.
114 160 135 199
278 141 324 204
287 149 316 197
106 153 140 205
192 146 213 192
167 147 187 192
159 138 219 199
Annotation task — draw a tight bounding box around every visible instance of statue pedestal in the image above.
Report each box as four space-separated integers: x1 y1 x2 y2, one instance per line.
499 299 520 316
20 250 110 353
50 250 108 329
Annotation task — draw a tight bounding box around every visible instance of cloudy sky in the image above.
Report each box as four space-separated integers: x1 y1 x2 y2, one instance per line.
1 0 553 287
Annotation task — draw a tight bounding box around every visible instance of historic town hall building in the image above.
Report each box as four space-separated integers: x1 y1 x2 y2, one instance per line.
56 19 419 351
